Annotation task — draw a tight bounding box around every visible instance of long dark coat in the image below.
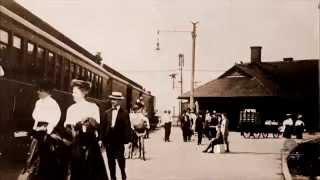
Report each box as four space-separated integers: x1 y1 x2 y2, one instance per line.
101 107 131 158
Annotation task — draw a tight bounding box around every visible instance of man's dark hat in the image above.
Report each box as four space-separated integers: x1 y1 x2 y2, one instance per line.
71 79 91 91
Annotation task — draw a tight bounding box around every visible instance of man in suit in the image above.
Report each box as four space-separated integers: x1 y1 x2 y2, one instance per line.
101 92 131 180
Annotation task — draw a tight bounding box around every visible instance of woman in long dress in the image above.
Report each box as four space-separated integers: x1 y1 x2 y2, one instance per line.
64 79 108 180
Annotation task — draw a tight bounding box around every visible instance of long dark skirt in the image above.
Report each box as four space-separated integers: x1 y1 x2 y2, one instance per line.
70 132 108 180
27 131 70 180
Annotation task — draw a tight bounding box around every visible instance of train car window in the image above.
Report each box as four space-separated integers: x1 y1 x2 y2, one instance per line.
99 76 103 96
0 29 9 44
13 35 22 49
70 62 75 79
27 42 35 54
55 56 62 89
91 73 97 97
87 71 91 81
82 68 87 80
64 59 70 91
48 52 55 81
36 47 45 59
78 66 83 79
75 64 80 79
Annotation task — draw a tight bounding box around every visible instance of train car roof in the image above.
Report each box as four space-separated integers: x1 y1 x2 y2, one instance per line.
0 0 147 92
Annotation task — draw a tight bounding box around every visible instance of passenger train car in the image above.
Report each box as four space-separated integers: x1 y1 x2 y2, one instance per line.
0 0 155 154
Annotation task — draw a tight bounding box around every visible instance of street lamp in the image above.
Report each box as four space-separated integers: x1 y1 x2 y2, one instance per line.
156 21 199 112
169 73 177 89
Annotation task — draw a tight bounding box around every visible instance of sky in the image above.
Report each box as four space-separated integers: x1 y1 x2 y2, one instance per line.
15 0 319 113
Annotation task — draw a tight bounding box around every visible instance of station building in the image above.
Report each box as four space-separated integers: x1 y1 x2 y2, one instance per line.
180 47 319 131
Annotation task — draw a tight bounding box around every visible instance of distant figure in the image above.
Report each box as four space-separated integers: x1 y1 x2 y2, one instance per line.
294 114 305 139
220 113 230 153
180 110 192 142
282 114 294 139
208 111 219 139
195 113 204 145
185 108 194 141
204 110 212 139
202 125 224 153
162 110 172 142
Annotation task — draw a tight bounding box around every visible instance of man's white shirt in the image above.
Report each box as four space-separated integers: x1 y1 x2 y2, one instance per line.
111 105 120 128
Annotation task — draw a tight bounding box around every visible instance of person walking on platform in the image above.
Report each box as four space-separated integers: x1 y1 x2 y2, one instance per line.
64 79 108 180
163 110 173 142
282 114 294 139
180 110 191 142
30 79 62 180
208 111 219 140
101 92 131 180
195 113 204 145
294 114 305 139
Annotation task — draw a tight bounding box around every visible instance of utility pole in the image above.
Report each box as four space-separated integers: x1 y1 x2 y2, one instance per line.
156 21 199 112
190 21 199 112
178 53 184 116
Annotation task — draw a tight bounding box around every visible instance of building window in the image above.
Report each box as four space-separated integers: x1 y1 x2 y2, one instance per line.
27 42 35 54
37 47 45 59
0 29 8 44
13 35 22 49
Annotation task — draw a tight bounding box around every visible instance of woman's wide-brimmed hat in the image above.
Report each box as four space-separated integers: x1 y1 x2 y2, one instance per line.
71 79 91 91
109 91 124 100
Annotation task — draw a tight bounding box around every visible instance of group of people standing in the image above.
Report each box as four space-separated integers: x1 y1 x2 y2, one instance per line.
26 78 135 180
180 109 230 153
281 113 305 139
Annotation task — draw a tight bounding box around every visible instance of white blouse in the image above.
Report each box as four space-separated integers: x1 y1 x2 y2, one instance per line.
32 96 61 134
64 100 100 126
130 112 150 129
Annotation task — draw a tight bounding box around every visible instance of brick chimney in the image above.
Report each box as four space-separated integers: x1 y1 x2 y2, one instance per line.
250 46 262 63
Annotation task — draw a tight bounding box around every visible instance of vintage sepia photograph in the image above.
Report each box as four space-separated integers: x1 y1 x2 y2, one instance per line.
0 0 319 179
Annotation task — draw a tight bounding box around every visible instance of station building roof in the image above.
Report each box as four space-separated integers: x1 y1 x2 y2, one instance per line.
179 59 319 99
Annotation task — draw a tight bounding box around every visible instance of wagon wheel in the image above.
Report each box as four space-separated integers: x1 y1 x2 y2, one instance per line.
273 132 280 138
262 132 269 138
253 131 261 139
242 131 251 138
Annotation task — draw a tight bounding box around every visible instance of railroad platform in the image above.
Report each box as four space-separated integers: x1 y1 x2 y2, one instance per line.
125 127 284 180
0 127 291 180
